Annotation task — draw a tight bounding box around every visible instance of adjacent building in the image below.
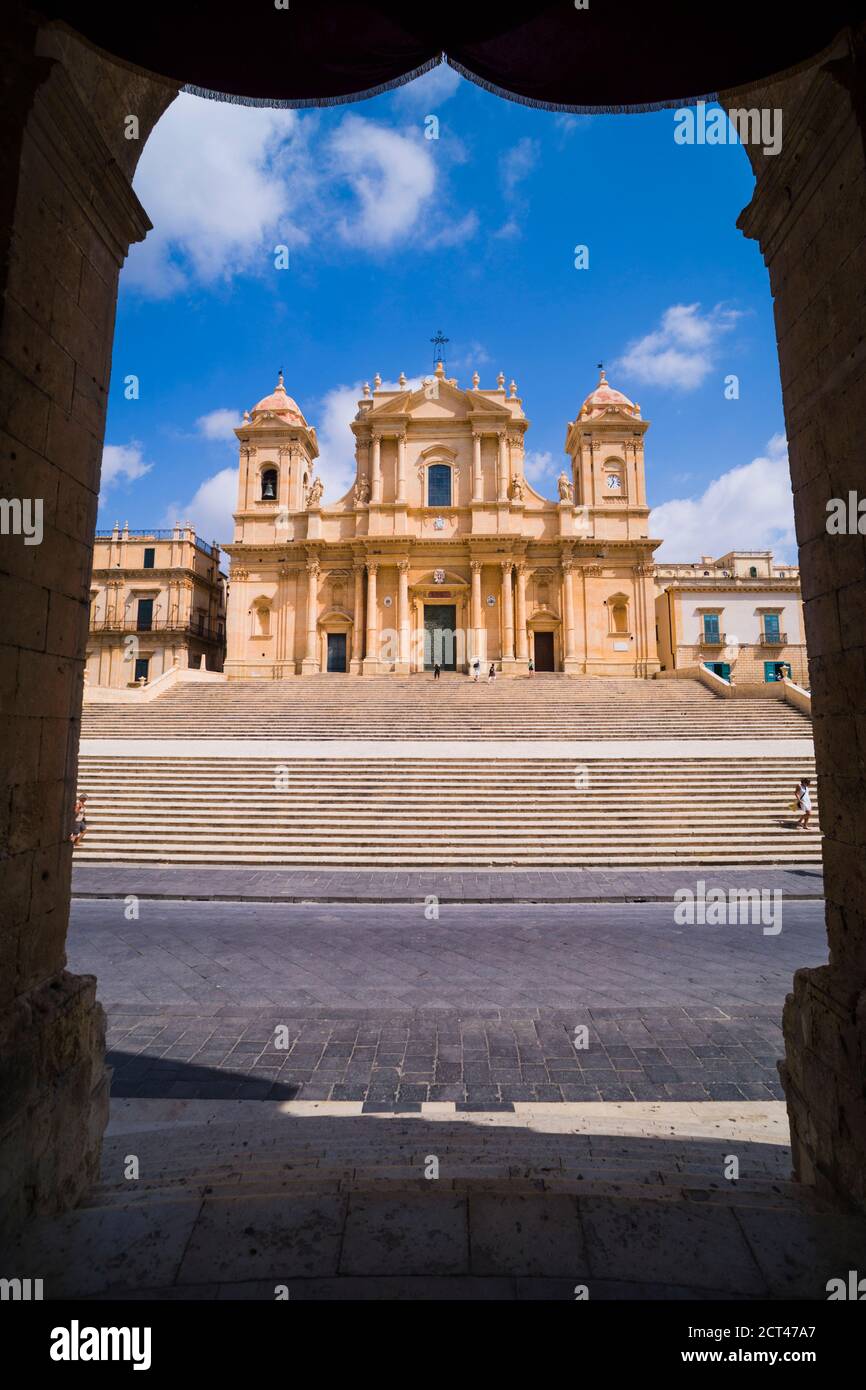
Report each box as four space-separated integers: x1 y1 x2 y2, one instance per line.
654 551 807 684
87 524 226 687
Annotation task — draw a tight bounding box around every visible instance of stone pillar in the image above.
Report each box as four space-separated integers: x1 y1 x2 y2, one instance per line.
497 432 509 502
0 19 179 1238
724 38 866 1211
301 559 320 672
562 558 578 670
472 432 483 502
396 434 407 504
363 563 379 673
515 562 529 661
350 562 365 673
500 560 515 668
371 435 382 504
470 560 484 663
397 561 410 672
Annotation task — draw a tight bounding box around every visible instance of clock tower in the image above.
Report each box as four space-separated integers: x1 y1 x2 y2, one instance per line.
564 367 652 542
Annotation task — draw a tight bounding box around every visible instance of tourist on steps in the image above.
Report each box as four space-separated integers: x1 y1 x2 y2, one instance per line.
433 662 441 680
528 657 534 677
70 794 88 846
795 778 812 831
488 663 497 683
470 656 481 682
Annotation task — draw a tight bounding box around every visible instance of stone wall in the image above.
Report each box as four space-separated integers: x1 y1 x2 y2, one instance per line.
725 25 866 1208
0 12 177 1236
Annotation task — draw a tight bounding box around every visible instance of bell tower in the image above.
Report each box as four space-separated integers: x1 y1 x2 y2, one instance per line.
564 367 651 538
233 371 319 543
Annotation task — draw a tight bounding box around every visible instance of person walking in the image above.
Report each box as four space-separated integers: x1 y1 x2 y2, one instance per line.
70 793 88 846
433 661 441 681
471 656 481 682
487 662 496 684
528 656 535 678
795 777 812 831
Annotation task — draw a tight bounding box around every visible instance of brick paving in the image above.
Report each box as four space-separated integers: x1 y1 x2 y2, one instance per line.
66 895 829 1108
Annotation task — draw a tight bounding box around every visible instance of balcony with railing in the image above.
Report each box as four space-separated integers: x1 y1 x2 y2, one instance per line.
698 631 727 647
89 617 225 643
759 630 788 645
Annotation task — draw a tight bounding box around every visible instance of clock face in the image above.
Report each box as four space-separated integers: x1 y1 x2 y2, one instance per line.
606 474 622 491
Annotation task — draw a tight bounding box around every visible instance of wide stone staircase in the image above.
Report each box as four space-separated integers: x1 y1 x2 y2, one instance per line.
81 674 811 740
74 755 820 866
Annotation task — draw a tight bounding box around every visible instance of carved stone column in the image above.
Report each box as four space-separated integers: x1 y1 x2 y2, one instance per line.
350 562 365 672
371 434 382 504
397 560 410 673
301 558 320 673
500 559 515 667
515 562 529 661
562 557 578 667
470 559 484 663
396 433 407 504
472 432 483 502
497 432 509 502
363 562 379 673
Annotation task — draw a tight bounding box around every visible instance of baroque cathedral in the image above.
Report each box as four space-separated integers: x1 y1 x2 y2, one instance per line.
224 363 661 677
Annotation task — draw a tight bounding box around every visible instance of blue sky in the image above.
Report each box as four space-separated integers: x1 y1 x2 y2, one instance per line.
101 64 796 561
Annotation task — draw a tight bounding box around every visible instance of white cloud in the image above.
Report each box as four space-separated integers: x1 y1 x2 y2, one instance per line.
125 93 312 296
329 115 436 250
524 450 557 489
163 467 238 547
196 408 242 444
100 442 153 494
502 136 540 199
391 62 462 113
650 434 796 561
616 302 742 390
427 211 480 248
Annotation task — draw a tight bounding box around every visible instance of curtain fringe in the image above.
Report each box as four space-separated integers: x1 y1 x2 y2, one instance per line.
182 54 443 109
443 56 717 114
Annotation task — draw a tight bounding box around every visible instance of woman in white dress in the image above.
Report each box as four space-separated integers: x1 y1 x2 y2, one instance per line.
795 778 812 830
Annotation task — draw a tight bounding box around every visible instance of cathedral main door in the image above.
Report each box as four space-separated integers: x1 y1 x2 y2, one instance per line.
424 604 457 670
534 631 555 671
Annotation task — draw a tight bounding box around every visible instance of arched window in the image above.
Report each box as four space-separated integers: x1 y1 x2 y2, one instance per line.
749 566 758 578
261 468 277 501
427 464 452 508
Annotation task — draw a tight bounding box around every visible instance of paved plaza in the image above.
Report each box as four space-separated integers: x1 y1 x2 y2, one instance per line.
68 872 829 1108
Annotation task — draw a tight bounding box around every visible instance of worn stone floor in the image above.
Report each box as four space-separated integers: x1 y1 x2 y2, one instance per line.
67 893 829 1106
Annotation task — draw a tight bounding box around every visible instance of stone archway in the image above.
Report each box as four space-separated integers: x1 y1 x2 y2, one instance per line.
2 13 866 1238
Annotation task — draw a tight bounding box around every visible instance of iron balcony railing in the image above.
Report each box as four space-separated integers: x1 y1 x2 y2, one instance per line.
699 632 727 646
759 631 788 645
89 618 225 642
94 531 219 558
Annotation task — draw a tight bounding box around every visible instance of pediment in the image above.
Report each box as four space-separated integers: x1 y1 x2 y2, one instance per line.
366 379 514 425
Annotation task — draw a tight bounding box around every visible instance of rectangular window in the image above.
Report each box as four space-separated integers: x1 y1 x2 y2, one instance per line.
427 464 452 508
143 547 155 569
702 613 720 642
134 657 149 682
136 598 154 631
763 613 781 640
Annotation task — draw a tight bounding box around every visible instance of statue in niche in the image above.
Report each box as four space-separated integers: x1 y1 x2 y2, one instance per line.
306 476 324 508
509 475 524 502
557 471 574 502
354 473 370 505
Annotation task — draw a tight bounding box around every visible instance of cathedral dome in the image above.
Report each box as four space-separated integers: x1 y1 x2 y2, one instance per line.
580 368 640 419
250 372 307 425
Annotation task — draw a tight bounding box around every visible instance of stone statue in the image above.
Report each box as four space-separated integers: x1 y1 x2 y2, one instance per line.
509 475 524 502
557 470 573 502
306 476 324 508
354 473 370 505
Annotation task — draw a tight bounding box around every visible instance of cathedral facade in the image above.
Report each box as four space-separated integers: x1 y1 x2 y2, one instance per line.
223 365 661 677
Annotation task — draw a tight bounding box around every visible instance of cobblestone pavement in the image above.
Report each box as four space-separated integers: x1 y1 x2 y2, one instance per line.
67 897 828 1107
72 864 824 903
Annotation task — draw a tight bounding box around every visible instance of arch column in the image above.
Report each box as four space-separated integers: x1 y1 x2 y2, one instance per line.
371 435 382 504
472 432 483 502
497 431 509 502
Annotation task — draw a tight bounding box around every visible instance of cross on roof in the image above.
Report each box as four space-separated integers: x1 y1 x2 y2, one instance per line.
431 330 449 367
